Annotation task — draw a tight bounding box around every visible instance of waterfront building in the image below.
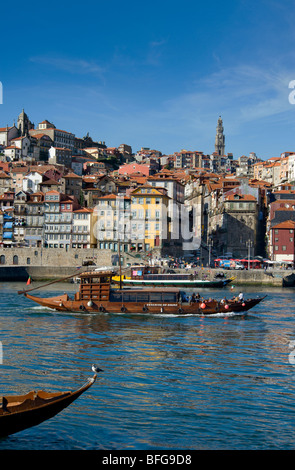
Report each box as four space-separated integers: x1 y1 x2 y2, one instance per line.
72 207 94 249
25 192 45 247
94 194 131 252
130 184 170 253
147 171 184 251
13 190 28 245
2 209 14 246
44 190 80 249
270 220 295 264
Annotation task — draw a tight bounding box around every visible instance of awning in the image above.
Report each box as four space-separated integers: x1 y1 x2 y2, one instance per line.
3 232 13 239
24 235 42 240
3 222 13 229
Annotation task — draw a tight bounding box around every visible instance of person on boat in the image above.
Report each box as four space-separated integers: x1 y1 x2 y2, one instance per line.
191 293 196 303
238 292 244 301
196 293 200 300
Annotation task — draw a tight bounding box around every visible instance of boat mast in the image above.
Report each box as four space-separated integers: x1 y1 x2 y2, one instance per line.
118 239 122 290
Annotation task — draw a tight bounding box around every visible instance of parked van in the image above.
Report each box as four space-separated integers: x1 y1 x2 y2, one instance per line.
234 262 244 270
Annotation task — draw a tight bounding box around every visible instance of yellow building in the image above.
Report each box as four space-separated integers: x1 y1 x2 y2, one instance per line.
130 184 170 252
93 185 170 254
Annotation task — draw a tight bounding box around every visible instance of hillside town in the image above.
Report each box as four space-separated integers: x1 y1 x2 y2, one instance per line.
0 110 294 267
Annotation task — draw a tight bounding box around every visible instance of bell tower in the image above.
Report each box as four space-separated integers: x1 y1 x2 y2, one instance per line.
17 109 34 137
215 116 225 156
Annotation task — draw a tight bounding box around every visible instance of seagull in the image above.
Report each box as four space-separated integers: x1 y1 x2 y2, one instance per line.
92 364 104 373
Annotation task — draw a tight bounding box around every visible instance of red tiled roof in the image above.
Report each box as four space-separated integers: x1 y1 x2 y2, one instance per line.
272 220 295 229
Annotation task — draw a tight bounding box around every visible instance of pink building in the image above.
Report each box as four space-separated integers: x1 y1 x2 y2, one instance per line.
118 162 151 176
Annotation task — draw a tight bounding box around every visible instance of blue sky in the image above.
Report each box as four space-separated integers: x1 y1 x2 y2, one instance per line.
1 0 295 159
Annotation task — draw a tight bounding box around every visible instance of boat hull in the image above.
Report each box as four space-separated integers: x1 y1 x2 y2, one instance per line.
0 375 96 438
24 292 264 316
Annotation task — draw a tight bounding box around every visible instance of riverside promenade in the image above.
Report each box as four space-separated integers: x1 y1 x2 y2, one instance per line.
0 264 291 287
0 246 292 286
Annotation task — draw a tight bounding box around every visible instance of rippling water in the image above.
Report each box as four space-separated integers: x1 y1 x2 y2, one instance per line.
0 282 295 450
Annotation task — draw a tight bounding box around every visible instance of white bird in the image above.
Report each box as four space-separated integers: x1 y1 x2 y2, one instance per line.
92 364 103 373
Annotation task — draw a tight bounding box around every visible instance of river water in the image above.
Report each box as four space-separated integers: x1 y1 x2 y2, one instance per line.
0 282 295 450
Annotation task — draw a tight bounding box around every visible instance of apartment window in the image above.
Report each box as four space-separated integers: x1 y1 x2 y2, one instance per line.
282 245 287 251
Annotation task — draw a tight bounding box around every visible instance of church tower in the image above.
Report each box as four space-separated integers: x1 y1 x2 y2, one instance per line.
215 116 225 156
17 109 34 137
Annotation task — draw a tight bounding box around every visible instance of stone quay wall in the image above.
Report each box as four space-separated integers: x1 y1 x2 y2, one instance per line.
0 247 113 268
0 247 114 280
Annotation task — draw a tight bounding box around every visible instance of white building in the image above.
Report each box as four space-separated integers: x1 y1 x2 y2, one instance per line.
10 136 30 158
72 208 93 248
23 171 43 193
4 145 22 161
0 126 18 146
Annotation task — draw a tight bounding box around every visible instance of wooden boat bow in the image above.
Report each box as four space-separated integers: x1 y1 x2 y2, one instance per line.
0 366 103 438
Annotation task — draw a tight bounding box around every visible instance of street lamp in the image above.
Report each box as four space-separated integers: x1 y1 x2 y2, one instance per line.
208 239 213 267
246 239 253 270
